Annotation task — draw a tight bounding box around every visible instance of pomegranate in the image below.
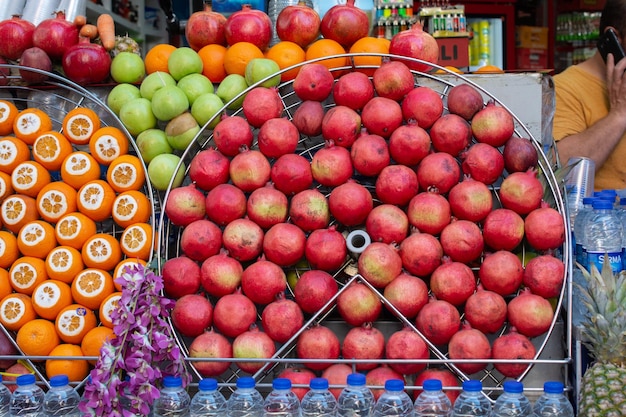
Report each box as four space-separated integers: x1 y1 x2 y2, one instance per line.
321 105 361 148
388 122 431 167
333 71 375 111
341 323 385 371
416 152 461 195
18 47 52 84
261 293 304 343
471 101 515 147
401 86 444 129
242 87 283 128
289 188 330 232
358 242 403 288
246 183 289 229
429 257 476 306
188 148 230 191
350 132 390 177
311 141 353 187
32 11 79 61
365 204 409 244
224 5 272 50
460 142 505 185
200 250 244 297
179 219 222 262
296 324 341 371
222 218 264 262
212 290 257 338
507 288 554 338
233 324 276 374
372 60 415 101
383 273 429 319
263 222 307 266
320 0 369 48
478 250 524 296
185 2 228 49
446 83 484 120
171 294 213 337
400 231 443 277
275 0 321 48
429 114 472 157
439 220 484 264
524 204 566 251
491 327 537 378
361 97 403 139
321 364 353 398
188 330 233 377
0 16 35 60
328 180 374 227
366 366 405 401
293 63 334 102
241 256 287 304
62 36 111 84
278 367 317 400
229 147 271 192
213 114 254 157
305 226 347 271
414 368 460 404
161 256 201 299
389 22 439 72
406 192 451 236
270 153 313 195
337 281 382 326
205 183 247 225
503 136 539 173
448 322 492 375
164 183 206 227
292 100 325 136
293 269 339 315
258 117 300 158
415 297 461 346
385 327 429 375
375 164 419 206
499 168 543 215
482 208 525 251
523 254 566 299
447 176 493 222
464 285 507 334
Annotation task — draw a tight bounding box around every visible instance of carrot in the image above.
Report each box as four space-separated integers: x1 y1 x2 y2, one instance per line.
73 15 87 28
79 24 99 40
97 14 116 51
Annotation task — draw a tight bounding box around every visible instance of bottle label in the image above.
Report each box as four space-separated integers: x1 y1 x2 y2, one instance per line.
586 250 622 273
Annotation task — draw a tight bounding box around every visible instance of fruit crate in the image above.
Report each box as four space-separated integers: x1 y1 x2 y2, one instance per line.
0 64 159 389
156 54 572 401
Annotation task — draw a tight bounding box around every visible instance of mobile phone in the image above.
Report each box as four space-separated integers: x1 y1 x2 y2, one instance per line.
598 28 626 64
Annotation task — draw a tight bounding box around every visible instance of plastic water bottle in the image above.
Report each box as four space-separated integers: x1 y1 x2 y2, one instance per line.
43 374 80 416
153 376 191 417
619 197 626 271
337 373 375 417
263 378 300 417
532 382 574 417
227 376 264 417
372 379 414 417
9 374 44 416
301 378 337 417
0 375 11 416
414 379 452 417
452 380 491 417
490 381 533 417
190 378 227 416
584 198 623 274
573 196 595 267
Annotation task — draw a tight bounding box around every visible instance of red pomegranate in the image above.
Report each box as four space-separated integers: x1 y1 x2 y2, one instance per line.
447 176 493 223
205 183 247 226
222 218 264 262
32 11 79 61
185 2 228 49
448 322 492 375
479 250 524 296
429 257 476 306
319 0 370 48
524 204 566 251
337 281 383 326
383 273 429 319
293 269 339 315
296 324 341 371
321 105 362 148
415 297 461 346
464 285 507 334
389 22 439 72
246 183 289 230
270 153 313 195
471 101 515 147
0 16 36 60
385 327 429 375
188 148 230 191
188 329 233 377
491 327 537 378
233 324 276 374
429 114 472 157
224 5 272 50
328 180 374 227
341 323 385 371
229 148 271 192
439 220 484 265
361 97 403 139
399 231 443 277
257 117 300 159
305 226 347 272
365 204 409 245
289 189 330 232
242 87 283 128
200 250 244 298
375 164 419 206
523 254 566 299
401 86 443 129
311 140 354 187
358 242 403 288
481 208 525 251
350 132 390 177
372 60 415 102
406 192 451 236
275 1 321 48
388 122 431 167
507 288 555 338
261 293 304 343
416 152 461 195
262 222 307 267
460 142 505 185
213 114 254 157
499 168 544 215
212 290 257 338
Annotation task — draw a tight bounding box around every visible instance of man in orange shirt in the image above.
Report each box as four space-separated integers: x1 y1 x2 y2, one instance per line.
552 0 626 191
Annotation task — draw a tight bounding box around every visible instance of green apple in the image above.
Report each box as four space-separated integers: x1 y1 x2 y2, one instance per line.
110 52 146 84
151 85 190 122
216 74 248 110
191 92 225 129
140 71 177 100
165 112 200 151
148 153 185 191
119 97 157 136
167 47 203 81
177 73 214 105
135 128 173 163
107 83 141 115
245 58 281 88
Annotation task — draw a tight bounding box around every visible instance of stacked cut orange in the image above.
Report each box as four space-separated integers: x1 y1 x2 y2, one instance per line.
0 99 154 382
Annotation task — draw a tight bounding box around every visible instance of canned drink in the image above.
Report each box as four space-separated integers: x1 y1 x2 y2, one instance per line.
565 156 595 217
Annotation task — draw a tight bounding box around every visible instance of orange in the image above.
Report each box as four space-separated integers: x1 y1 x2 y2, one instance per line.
10 160 51 198
88 126 129 166
45 343 89 382
0 136 30 175
16 220 57 259
0 292 36 331
0 230 19 270
32 131 74 172
71 268 114 310
105 154 146 193
0 171 13 202
81 233 122 272
45 245 84 283
36 181 78 224
112 258 147 291
13 108 53 145
474 65 505 74
145 43 177 74
54 303 97 345
0 268 12 301
62 107 101 145
32 279 73 320
0 100 18 136
349 36 391 75
76 179 116 222
9 256 47 295
81 326 115 365
435 65 463 74
54 212 98 250
305 38 349 73
98 291 122 328
60 151 102 191
16 318 61 359
120 222 153 260
198 43 228 83
265 41 306 81
0 193 38 234
224 41 265 76
111 190 151 229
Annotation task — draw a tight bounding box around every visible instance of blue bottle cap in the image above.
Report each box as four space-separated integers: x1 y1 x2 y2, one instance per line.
310 377 329 390
273 378 291 390
621 197 626 206
592 199 614 210
49 375 69 387
503 380 523 394
462 380 482 392
162 376 182 388
582 197 596 205
346 373 366 386
423 379 442 391
385 379 404 391
16 374 35 386
199 378 218 391
543 381 564 394
237 376 256 389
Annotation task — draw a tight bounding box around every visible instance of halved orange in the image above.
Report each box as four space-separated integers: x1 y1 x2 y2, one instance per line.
112 258 147 291
0 268 12 301
111 190 151 229
81 326 115 365
71 268 115 310
0 100 18 136
54 212 98 250
0 171 13 202
0 230 19 269
105 154 146 193
13 108 53 145
44 245 84 283
119 222 153 260
76 179 116 222
36 181 78 224
99 291 122 328
81 233 122 272
10 160 51 198
62 107 101 145
54 303 97 345
32 131 74 172
46 343 89 382
0 193 38 234
31 279 74 321
16 220 57 259
88 126 129 166
8 256 48 295
0 292 37 332
0 136 30 175
60 151 101 191
16 318 61 359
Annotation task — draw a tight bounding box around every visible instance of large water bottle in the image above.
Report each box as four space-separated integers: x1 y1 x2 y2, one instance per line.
153 376 191 417
531 382 574 417
43 375 80 416
452 380 491 417
9 374 44 417
227 376 264 417
0 375 11 416
414 379 452 417
301 377 337 417
584 198 623 274
490 381 533 417
337 373 375 417
372 379 414 417
190 378 227 416
263 378 300 417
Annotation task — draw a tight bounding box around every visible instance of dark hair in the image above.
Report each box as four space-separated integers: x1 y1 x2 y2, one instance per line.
600 0 626 36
